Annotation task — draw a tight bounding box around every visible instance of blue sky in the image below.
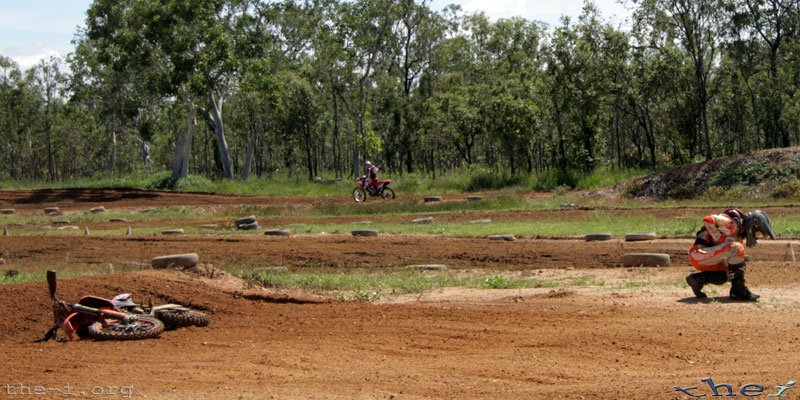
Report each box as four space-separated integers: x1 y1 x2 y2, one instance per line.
1 0 631 70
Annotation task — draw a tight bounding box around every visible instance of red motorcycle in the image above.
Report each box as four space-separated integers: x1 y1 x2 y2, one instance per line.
353 176 395 202
38 270 164 341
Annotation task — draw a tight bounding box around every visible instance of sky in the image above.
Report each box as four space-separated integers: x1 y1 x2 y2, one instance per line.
0 0 633 70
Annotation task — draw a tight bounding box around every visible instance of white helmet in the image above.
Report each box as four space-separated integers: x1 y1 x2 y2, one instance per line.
365 160 372 167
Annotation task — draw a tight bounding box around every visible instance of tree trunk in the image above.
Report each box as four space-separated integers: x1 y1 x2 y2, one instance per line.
108 126 117 176
242 137 255 181
172 99 197 180
330 80 342 179
206 90 234 179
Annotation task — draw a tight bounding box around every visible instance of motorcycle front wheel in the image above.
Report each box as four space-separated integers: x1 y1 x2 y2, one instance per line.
156 309 211 330
381 188 395 200
88 316 164 341
352 188 367 203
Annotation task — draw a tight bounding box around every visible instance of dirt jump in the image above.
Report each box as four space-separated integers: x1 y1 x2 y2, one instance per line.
2 189 800 399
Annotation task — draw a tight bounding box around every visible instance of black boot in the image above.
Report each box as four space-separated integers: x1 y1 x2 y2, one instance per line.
686 271 728 298
728 264 759 301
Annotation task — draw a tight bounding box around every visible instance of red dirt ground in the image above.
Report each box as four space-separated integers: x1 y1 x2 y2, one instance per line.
2 189 800 399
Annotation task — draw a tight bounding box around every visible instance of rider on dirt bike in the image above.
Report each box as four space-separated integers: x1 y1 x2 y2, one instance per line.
685 208 775 301
363 161 379 194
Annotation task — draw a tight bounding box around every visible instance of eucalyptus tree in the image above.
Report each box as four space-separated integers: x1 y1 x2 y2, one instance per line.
70 27 158 176
235 0 327 180
26 57 68 181
633 0 725 160
542 18 580 171
426 32 488 168
726 0 798 148
332 0 397 176
82 0 255 180
0 57 31 179
312 20 351 178
378 0 448 173
482 17 544 175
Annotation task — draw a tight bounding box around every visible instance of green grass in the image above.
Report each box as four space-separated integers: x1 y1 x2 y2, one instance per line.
0 268 109 285
7 199 800 238
0 166 643 196
237 269 607 300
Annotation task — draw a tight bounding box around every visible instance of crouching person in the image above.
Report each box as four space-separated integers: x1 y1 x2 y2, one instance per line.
686 208 775 301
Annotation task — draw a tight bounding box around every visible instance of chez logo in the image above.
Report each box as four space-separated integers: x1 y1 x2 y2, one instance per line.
674 377 796 397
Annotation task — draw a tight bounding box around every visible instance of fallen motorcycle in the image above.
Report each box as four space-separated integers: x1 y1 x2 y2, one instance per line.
38 270 163 341
111 293 210 330
352 176 395 203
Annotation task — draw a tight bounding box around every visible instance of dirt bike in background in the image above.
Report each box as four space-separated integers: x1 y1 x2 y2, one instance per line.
38 270 164 341
352 176 396 203
111 293 210 330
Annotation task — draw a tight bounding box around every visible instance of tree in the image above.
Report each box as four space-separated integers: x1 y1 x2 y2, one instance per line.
634 0 725 160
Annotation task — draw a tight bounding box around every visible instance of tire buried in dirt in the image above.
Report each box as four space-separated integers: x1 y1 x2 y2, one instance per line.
488 234 516 241
151 253 199 268
87 316 164 340
155 309 211 330
585 233 614 241
621 253 671 267
235 216 257 227
264 229 291 236
406 264 447 271
239 222 259 231
624 232 657 242
352 230 379 237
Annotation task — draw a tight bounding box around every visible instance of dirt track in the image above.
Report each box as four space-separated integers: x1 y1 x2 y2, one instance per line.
3 189 800 399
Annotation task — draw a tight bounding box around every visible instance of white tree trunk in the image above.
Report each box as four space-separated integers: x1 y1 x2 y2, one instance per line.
172 99 197 180
242 137 255 181
201 89 234 179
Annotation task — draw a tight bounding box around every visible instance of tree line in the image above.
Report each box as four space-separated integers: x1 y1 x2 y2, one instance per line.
1 0 799 186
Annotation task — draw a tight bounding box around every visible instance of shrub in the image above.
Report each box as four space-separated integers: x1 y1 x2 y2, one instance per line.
466 169 526 192
533 169 577 191
771 180 800 199
703 185 750 200
148 173 213 191
481 275 517 289
622 181 642 198
666 185 696 200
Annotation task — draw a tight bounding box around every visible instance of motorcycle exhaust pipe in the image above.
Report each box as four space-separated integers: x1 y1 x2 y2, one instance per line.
47 270 57 300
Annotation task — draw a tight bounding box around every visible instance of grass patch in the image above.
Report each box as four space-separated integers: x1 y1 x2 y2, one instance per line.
0 268 106 285
237 269 608 301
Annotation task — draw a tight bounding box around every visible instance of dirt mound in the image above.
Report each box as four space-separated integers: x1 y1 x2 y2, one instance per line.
621 147 800 199
0 188 352 212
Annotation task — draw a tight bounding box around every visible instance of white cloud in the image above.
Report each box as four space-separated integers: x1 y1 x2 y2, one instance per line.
432 0 633 26
3 46 63 70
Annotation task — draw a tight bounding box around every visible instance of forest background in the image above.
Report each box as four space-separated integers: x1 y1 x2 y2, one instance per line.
1 0 798 193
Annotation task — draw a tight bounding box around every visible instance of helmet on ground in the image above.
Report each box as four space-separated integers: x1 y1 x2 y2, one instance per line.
744 209 775 247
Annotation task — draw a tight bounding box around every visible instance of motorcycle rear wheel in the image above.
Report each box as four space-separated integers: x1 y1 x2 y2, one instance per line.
88 316 164 341
156 309 211 329
352 188 367 203
381 188 395 200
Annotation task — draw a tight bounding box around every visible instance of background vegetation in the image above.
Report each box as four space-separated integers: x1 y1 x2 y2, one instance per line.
2 0 800 190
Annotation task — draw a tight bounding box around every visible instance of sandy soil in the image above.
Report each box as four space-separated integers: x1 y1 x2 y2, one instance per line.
2 189 800 399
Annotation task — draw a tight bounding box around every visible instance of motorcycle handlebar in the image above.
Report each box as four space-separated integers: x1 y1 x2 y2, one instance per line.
47 270 57 300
